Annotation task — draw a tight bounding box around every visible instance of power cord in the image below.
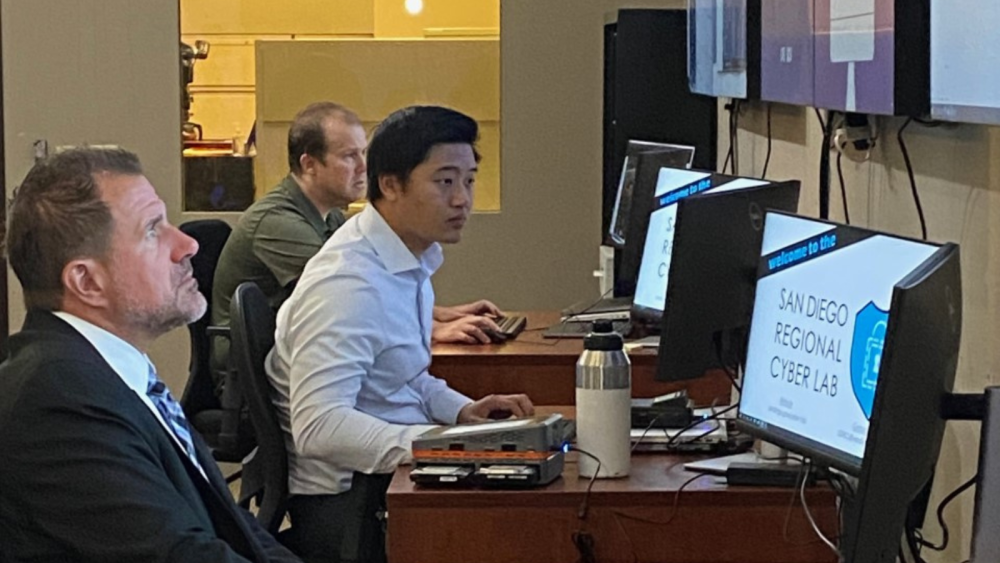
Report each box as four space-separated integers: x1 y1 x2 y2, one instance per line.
917 473 978 552
897 117 928 240
799 462 840 556
761 102 773 180
570 447 602 563
836 151 850 224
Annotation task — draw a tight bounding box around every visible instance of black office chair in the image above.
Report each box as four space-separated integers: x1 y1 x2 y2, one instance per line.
230 282 289 535
178 220 254 469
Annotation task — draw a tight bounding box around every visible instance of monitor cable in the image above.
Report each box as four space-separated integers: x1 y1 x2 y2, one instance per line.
799 462 840 556
836 151 850 224
915 472 978 553
816 108 832 220
897 117 928 240
761 102 773 180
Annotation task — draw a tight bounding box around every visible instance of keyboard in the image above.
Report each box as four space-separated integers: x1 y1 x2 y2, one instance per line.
542 319 633 339
494 315 527 340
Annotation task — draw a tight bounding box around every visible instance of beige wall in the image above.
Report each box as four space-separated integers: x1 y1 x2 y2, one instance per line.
724 102 1000 562
433 0 684 309
2 0 190 392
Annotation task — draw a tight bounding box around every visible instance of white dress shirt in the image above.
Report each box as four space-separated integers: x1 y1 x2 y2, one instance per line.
52 311 207 480
267 204 473 496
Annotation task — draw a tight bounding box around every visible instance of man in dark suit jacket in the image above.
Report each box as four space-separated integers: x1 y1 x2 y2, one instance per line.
0 147 300 563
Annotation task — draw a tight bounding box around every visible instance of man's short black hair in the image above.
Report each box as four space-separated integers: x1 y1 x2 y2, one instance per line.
366 106 480 202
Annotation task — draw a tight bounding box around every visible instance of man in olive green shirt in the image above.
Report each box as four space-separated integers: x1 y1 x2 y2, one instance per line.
211 102 368 384
211 102 504 391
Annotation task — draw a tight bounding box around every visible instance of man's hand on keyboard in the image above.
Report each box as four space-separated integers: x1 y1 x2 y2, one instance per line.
432 315 501 345
458 394 536 423
434 299 502 322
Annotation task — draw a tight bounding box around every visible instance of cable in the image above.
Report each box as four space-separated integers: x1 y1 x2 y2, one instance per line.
722 101 735 173
732 100 741 175
571 447 603 563
761 102 773 179
665 402 738 450
897 117 928 240
571 447 602 520
836 151 850 224
799 463 840 556
816 109 832 219
918 473 978 552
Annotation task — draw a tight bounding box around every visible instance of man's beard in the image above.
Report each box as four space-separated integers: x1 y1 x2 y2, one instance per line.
121 286 207 337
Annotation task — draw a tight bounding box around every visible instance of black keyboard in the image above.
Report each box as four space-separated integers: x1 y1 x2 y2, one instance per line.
494 315 527 340
542 319 633 339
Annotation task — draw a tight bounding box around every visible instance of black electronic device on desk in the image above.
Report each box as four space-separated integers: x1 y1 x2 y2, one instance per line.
485 315 527 343
410 414 575 488
631 391 693 429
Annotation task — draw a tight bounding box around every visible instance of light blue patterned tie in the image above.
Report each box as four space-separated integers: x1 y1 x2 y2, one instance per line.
146 365 204 473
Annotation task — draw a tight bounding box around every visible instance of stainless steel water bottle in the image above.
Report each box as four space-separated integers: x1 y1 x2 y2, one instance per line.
575 320 631 478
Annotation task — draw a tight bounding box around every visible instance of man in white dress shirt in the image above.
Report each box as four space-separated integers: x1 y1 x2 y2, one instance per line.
267 106 535 563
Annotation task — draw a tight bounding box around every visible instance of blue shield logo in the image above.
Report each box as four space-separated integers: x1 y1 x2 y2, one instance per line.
850 302 889 420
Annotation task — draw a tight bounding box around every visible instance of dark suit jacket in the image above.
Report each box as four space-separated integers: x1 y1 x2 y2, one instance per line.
0 311 300 563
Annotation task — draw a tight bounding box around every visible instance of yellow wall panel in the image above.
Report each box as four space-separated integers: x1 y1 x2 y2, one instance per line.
180 0 373 35
255 39 499 210
373 0 498 38
181 37 257 86
187 91 256 141
256 39 498 121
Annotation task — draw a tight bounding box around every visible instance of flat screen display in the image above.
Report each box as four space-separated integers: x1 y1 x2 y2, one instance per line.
689 0 750 98
930 0 1000 125
632 170 766 319
760 0 814 105
738 212 938 467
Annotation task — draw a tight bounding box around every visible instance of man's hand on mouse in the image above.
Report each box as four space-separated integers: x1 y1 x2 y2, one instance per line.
431 315 502 345
458 394 536 424
434 300 503 323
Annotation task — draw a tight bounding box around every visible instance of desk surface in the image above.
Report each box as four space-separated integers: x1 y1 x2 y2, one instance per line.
388 453 837 563
431 311 732 405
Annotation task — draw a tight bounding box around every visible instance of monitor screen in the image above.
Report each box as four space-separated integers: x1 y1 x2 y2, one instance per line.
688 0 751 99
632 169 767 322
656 179 801 382
609 141 696 248
760 0 814 106
813 0 896 114
930 0 1000 125
738 212 938 470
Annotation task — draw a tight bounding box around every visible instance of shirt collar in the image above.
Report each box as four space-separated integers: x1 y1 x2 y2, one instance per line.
282 174 339 238
52 311 154 395
358 204 444 276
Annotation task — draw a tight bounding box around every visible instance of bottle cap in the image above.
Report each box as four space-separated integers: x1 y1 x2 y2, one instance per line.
584 320 624 351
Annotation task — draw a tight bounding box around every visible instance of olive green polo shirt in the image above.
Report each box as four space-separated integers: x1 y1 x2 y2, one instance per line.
210 174 346 382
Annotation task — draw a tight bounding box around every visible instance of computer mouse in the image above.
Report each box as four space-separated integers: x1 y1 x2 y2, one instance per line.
487 409 513 420
483 328 506 344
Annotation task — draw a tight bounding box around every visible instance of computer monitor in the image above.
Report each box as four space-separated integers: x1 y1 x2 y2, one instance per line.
930 0 1000 125
738 211 961 562
655 180 801 382
759 0 814 106
688 0 760 99
608 141 696 249
616 153 697 297
760 0 928 115
630 169 772 325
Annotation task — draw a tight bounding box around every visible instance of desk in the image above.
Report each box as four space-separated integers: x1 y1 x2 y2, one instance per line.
387 453 838 563
431 311 732 405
